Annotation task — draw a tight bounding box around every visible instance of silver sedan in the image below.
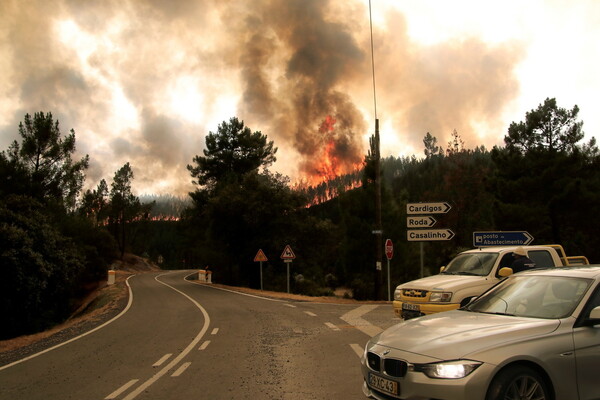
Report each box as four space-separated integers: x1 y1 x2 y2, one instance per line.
361 266 600 400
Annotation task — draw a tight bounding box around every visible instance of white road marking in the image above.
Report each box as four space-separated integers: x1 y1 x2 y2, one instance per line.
211 328 219 335
341 305 383 337
304 311 317 317
171 362 191 377
121 273 211 400
194 283 288 302
105 379 139 399
199 340 211 350
325 322 340 331
350 344 364 358
284 303 297 308
293 328 303 334
1 276 136 372
152 354 172 367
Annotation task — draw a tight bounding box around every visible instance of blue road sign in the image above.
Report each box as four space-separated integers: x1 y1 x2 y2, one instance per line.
473 231 534 247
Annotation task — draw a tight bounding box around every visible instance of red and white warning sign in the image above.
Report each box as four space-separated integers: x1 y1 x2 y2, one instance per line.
280 245 296 260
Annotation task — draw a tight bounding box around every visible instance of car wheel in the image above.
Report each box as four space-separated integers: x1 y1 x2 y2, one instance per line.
486 365 551 400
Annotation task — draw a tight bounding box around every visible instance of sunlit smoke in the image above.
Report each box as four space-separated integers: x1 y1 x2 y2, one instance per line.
0 0 524 196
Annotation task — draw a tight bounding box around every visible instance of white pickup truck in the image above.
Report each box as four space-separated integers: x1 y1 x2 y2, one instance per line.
393 244 589 320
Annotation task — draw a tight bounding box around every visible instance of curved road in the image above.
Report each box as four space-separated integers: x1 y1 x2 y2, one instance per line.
0 271 397 400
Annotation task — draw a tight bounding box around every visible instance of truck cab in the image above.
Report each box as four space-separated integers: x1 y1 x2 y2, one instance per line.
393 245 587 320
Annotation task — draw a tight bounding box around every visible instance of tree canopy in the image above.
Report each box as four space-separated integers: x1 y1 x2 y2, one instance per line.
505 98 584 154
1 112 89 210
187 117 277 190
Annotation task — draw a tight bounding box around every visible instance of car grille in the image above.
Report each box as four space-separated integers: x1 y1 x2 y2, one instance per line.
384 359 408 377
367 351 408 378
402 288 428 298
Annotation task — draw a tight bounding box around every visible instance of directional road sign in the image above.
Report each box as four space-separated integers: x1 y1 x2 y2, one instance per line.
406 216 437 228
406 202 451 215
407 229 455 242
473 231 534 247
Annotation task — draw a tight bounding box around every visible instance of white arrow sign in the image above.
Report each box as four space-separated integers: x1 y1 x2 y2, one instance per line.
407 216 437 228
407 229 455 241
406 202 451 215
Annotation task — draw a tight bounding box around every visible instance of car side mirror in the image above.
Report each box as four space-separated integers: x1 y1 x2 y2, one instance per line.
586 306 600 326
440 266 446 273
498 267 513 277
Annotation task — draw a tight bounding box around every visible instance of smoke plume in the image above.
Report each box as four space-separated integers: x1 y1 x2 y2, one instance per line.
0 0 523 194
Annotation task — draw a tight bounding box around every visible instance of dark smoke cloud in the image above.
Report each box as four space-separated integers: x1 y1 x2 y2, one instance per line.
0 0 523 194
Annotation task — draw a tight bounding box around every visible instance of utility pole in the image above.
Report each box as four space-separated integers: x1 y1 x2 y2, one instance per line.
369 0 383 300
374 118 383 300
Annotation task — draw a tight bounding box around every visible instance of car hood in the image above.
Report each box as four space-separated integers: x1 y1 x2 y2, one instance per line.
397 274 490 292
375 310 560 361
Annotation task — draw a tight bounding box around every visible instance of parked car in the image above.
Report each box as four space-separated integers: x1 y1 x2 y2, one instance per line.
393 244 588 320
362 266 600 400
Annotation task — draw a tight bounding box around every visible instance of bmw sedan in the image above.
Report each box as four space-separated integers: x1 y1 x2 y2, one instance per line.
361 266 600 400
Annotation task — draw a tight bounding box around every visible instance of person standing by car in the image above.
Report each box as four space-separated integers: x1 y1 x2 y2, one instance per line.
510 247 536 273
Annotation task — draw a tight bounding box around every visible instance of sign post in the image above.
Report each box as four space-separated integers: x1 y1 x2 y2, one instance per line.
406 202 454 278
385 239 393 301
281 245 296 293
254 249 268 290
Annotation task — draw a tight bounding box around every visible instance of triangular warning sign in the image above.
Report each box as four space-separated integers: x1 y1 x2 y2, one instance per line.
254 249 268 262
280 245 296 259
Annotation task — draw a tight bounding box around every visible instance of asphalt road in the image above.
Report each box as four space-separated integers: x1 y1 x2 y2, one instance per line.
0 271 399 400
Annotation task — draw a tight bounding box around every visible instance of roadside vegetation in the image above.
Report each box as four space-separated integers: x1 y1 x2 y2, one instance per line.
2 98 600 339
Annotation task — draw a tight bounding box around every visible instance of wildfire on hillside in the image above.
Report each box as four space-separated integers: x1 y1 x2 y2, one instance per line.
301 115 364 187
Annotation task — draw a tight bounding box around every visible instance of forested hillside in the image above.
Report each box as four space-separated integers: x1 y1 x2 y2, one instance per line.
2 99 600 339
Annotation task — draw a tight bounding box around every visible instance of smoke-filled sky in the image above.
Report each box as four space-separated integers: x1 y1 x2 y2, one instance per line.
1 0 599 196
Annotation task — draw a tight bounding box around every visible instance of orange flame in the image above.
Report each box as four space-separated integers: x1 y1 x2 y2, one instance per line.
302 115 361 185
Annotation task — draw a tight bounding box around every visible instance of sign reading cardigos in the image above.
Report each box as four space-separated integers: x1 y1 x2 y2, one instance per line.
407 229 455 242
473 231 534 247
406 202 452 215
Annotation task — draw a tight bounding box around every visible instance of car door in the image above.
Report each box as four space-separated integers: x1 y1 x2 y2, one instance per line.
573 285 600 400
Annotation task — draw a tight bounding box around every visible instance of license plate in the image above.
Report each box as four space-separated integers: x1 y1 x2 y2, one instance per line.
369 373 399 396
402 303 420 311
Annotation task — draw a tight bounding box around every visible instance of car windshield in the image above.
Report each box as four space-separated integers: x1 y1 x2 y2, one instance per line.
466 275 592 319
442 253 498 276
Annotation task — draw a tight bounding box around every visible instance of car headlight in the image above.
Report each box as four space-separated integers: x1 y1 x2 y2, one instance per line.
429 291 452 302
415 360 482 379
394 288 402 300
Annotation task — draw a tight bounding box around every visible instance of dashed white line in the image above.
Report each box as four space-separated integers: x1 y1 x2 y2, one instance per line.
120 273 211 400
105 379 139 399
304 311 317 317
171 362 191 377
284 303 297 308
211 328 219 335
325 322 340 331
152 354 172 367
199 340 211 350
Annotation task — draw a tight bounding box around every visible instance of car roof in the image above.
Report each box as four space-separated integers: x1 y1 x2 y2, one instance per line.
516 265 600 279
461 246 551 254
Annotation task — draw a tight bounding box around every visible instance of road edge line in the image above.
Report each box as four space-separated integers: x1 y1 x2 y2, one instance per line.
0 275 136 372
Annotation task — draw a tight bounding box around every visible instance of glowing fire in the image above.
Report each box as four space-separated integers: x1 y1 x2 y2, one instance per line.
304 115 363 186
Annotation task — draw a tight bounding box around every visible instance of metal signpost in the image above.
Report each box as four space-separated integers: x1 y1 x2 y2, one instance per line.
254 249 268 290
473 231 534 247
385 239 393 301
281 245 296 293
